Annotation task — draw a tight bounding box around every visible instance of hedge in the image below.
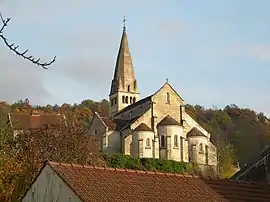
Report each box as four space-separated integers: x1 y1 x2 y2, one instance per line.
101 153 193 173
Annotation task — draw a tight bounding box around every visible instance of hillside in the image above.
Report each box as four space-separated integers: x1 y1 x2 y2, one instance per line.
1 99 270 199
1 99 269 167
1 99 269 166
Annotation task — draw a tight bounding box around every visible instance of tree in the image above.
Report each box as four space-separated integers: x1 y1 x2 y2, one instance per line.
0 13 56 69
0 113 21 201
8 125 105 201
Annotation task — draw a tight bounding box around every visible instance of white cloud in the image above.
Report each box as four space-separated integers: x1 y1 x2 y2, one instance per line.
0 46 51 104
248 45 270 61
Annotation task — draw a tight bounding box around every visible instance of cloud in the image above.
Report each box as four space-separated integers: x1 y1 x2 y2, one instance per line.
53 55 114 89
248 45 270 61
0 46 52 105
151 20 189 40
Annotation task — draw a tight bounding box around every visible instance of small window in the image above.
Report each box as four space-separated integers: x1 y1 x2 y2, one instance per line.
166 92 170 104
115 97 117 105
160 135 165 148
102 135 107 146
127 85 130 92
174 135 178 147
199 143 203 153
146 138 151 148
111 99 113 106
125 96 128 103
122 96 125 103
134 80 137 90
95 129 98 135
133 97 136 103
130 97 133 103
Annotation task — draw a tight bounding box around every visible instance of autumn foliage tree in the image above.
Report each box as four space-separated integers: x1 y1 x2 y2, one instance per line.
1 125 105 201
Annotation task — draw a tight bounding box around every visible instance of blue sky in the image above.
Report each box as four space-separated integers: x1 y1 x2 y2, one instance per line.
0 0 270 115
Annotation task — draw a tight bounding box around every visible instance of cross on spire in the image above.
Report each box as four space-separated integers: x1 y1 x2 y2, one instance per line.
166 78 169 83
123 16 126 31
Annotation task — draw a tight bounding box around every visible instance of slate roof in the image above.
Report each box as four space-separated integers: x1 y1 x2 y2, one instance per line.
25 161 270 202
133 123 152 132
113 95 152 117
8 113 66 129
187 127 207 138
100 116 130 131
157 115 182 126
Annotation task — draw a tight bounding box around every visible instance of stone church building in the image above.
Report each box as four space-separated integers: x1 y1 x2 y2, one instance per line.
90 23 217 166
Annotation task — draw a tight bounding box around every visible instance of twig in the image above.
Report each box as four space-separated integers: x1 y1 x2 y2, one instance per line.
0 12 56 69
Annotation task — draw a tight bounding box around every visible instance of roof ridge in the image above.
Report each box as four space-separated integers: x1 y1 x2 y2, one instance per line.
48 161 215 180
47 161 270 186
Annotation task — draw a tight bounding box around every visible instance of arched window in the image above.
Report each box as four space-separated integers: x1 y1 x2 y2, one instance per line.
146 138 151 148
166 92 170 104
95 129 98 135
134 80 137 90
199 143 203 153
130 97 133 103
133 97 136 103
127 85 130 92
125 96 128 103
174 135 178 147
160 135 165 148
122 96 125 103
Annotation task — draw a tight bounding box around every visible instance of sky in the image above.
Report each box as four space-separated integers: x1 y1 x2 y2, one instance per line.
0 0 270 115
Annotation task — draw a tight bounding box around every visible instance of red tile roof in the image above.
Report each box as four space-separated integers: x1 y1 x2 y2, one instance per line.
9 114 66 129
48 162 227 202
24 161 270 201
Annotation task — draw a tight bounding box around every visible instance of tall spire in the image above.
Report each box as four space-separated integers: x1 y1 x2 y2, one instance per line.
109 18 140 117
110 17 138 96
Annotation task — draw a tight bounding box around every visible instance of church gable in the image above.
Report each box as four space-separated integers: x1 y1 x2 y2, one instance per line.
89 112 107 136
152 82 184 126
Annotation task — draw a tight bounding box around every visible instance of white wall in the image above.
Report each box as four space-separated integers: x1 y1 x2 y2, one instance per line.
103 131 121 153
22 165 81 202
132 131 155 158
157 125 186 161
188 136 209 165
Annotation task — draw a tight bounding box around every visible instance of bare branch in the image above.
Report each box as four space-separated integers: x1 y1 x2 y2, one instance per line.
0 13 56 69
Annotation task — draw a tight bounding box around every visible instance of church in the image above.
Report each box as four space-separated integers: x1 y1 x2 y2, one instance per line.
89 21 217 167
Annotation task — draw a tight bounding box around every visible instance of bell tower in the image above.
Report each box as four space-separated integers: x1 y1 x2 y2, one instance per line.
109 17 140 118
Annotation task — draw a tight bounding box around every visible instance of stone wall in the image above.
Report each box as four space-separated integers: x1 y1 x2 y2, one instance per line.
103 131 121 154
109 91 140 117
89 114 106 137
152 83 184 133
132 131 155 158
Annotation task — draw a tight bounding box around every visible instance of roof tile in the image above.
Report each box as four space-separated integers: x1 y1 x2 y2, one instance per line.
9 114 66 129
48 161 229 202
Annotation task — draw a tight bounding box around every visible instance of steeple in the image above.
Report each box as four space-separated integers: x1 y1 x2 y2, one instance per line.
109 17 140 117
110 17 138 96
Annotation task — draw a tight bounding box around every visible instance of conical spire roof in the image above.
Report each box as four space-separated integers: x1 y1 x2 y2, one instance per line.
110 20 138 95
